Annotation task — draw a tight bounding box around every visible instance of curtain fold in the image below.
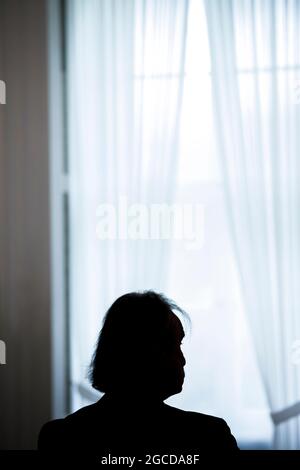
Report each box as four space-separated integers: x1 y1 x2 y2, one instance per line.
66 0 189 405
204 0 300 449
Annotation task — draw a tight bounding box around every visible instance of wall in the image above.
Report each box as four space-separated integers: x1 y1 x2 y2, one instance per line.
0 0 52 449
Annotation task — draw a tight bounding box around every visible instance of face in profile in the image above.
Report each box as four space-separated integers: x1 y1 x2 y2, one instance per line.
158 313 186 399
112 311 186 401
90 291 188 402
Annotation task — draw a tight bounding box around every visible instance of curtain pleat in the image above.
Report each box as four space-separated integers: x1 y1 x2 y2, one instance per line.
204 0 300 449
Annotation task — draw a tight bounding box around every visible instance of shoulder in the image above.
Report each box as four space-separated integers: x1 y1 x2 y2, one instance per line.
163 402 224 423
38 418 65 449
38 403 99 450
162 404 239 450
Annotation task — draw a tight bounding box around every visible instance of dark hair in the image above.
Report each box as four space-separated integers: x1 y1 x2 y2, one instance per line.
89 290 189 394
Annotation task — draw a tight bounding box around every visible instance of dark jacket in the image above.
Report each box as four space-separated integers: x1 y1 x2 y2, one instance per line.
38 394 239 454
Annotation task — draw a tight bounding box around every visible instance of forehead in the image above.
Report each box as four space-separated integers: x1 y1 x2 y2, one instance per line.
169 313 185 339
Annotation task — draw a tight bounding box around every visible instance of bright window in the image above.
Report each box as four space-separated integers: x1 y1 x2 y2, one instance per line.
68 0 273 448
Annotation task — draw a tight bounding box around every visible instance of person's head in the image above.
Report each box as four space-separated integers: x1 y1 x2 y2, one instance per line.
90 291 188 400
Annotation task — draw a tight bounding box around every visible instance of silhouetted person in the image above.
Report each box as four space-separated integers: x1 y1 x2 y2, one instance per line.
38 291 239 454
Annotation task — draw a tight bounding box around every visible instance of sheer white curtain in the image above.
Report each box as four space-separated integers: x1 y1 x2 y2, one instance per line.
66 0 189 406
204 0 300 449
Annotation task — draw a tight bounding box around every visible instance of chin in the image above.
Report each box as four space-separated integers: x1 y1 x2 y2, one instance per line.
163 382 184 400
